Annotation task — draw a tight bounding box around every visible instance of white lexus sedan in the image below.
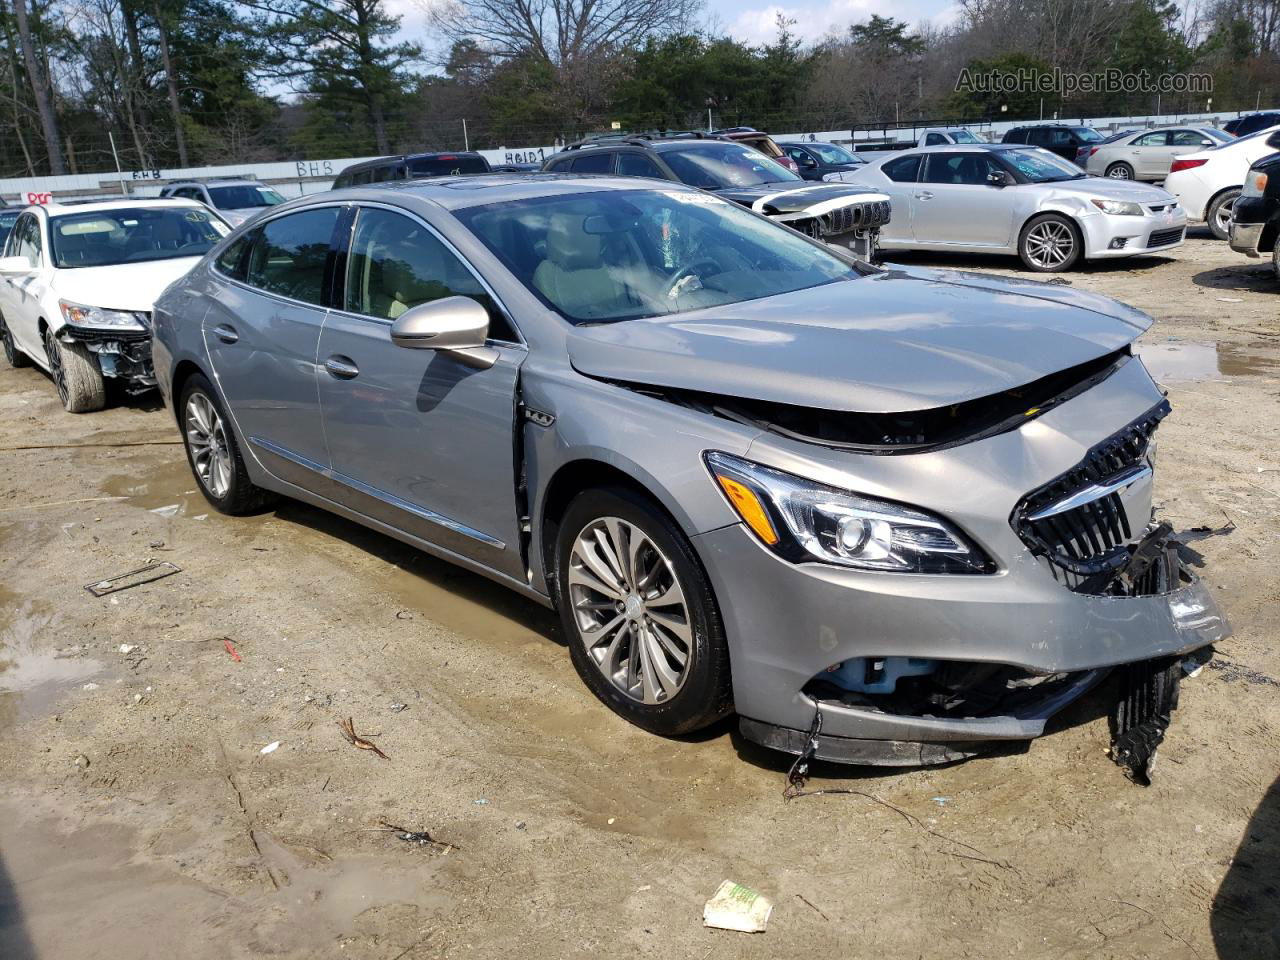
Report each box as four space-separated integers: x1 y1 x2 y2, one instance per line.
854 145 1186 271
0 197 229 411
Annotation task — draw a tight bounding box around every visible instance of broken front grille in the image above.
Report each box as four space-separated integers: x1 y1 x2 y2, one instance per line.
1012 400 1170 576
823 199 892 234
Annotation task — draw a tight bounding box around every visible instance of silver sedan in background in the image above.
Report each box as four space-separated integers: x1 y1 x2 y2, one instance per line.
855 145 1187 271
1085 126 1232 181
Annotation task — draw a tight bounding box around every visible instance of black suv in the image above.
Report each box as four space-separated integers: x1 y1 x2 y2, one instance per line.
1223 112 1280 137
1227 130 1280 281
1002 124 1104 162
541 134 890 258
332 152 490 188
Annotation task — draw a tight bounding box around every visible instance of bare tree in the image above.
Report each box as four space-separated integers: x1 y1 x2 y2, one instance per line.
11 0 66 173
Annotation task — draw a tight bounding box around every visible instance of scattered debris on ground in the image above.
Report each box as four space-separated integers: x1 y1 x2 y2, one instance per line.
703 880 772 933
338 716 389 760
84 560 181 596
1110 658 1182 786
379 820 459 854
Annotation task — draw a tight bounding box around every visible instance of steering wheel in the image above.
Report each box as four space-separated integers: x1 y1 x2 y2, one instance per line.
666 259 721 298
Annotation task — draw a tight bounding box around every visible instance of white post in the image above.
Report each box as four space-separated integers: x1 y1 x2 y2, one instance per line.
462 118 469 151
707 108 712 132
108 131 127 195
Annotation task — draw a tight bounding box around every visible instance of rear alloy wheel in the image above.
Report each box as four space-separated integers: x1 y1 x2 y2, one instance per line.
0 315 30 368
43 327 105 413
556 487 732 736
180 373 275 515
1019 214 1082 272
1207 189 1240 241
1106 162 1135 180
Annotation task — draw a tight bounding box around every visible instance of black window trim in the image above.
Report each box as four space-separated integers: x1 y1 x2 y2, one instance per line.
326 200 526 348
209 201 349 311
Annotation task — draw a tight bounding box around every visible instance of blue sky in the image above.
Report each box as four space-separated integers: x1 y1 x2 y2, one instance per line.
388 0 962 59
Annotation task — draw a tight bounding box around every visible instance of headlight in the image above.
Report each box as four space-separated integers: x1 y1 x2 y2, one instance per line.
705 451 995 574
1090 198 1144 216
1243 170 1268 198
59 300 147 332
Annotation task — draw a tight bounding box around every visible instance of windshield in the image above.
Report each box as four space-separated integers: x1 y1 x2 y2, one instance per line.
0 210 18 248
810 143 862 164
949 130 980 143
455 189 856 324
1216 126 1280 148
1073 127 1104 142
50 207 229 269
208 185 284 209
1003 148 1086 182
660 144 800 189
409 155 488 176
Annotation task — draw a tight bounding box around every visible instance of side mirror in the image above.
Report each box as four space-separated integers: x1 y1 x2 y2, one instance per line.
987 171 1014 187
389 296 497 369
0 255 33 275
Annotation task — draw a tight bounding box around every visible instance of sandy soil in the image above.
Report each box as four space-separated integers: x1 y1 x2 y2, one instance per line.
2 231 1278 960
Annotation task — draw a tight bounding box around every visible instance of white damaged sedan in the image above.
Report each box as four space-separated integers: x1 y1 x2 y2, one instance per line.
855 145 1186 272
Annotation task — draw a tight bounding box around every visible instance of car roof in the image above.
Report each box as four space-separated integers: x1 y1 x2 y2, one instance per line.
167 179 260 187
34 197 208 216
340 151 485 172
320 172 703 212
901 143 1027 153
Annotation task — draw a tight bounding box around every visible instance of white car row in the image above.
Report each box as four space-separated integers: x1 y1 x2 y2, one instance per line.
1164 126 1280 239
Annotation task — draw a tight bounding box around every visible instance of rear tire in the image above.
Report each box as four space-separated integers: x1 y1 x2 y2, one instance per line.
1207 189 1240 241
0 315 30 368
555 486 732 736
1106 162 1134 180
44 327 105 413
179 372 276 515
1018 213 1082 272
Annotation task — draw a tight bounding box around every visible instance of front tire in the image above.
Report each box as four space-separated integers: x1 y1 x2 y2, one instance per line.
1207 189 1240 241
43 327 105 413
1106 162 1134 180
1 315 30 368
555 486 732 736
179 373 275 515
1272 234 1279 284
1018 213 1082 272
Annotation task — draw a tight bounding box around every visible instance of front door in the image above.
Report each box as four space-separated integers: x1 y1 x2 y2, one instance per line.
316 204 526 578
0 213 48 362
912 153 1015 247
202 205 342 491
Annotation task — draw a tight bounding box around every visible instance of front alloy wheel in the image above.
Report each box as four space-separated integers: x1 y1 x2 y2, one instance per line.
556 487 732 736
1019 214 1081 272
568 517 693 705
185 391 233 500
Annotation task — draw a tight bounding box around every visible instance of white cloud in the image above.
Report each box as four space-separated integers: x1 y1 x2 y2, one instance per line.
721 0 961 45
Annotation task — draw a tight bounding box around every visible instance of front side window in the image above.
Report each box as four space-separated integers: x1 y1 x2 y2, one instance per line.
244 207 340 304
660 143 799 189
809 143 861 165
0 210 20 250
343 207 515 340
617 152 666 178
882 154 921 182
571 152 615 174
49 207 228 268
6 214 38 262
1072 127 1104 142
925 133 947 146
923 153 1002 185
208 185 286 209
455 189 858 324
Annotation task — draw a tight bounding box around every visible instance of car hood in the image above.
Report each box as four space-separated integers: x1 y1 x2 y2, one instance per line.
1045 178 1176 203
711 181 889 215
49 257 203 313
567 264 1153 413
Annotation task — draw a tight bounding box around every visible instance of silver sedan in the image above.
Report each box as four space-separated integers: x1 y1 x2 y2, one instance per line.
855 145 1187 271
1085 126 1232 181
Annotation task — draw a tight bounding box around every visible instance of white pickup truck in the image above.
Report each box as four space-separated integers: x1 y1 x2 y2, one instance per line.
854 128 986 152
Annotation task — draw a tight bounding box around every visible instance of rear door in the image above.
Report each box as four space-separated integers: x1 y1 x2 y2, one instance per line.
315 203 527 578
912 152 1015 246
1130 131 1170 178
202 205 343 491
876 154 922 243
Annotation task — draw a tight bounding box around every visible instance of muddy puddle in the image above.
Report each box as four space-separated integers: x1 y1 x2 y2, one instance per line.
101 453 203 516
0 602 105 729
1138 339 1277 382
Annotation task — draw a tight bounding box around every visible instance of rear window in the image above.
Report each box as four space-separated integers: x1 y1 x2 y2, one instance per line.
408 155 488 177
1073 128 1104 142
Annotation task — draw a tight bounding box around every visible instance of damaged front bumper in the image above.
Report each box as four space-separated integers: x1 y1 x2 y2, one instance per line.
59 325 156 391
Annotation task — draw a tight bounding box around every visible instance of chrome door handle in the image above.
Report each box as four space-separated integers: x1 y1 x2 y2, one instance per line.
213 323 239 344
915 191 934 200
324 355 359 380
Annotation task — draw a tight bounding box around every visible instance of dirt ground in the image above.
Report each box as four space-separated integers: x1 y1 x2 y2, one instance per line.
2 230 1278 960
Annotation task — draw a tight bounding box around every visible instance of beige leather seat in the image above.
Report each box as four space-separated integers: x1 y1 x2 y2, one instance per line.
532 213 629 318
